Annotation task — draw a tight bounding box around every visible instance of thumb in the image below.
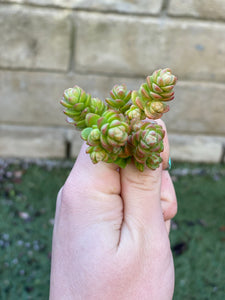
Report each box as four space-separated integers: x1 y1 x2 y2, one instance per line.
56 143 123 249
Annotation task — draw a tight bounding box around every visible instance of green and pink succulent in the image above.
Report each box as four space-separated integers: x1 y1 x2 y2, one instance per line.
60 68 177 171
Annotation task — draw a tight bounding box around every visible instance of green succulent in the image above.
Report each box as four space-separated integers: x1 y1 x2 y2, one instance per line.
60 86 106 129
132 68 177 119
130 121 165 171
60 68 177 171
106 84 132 113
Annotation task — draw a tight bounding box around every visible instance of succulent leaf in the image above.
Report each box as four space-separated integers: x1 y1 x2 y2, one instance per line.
85 113 101 127
81 127 93 140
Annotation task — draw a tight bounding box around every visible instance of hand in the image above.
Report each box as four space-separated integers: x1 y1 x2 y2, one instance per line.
50 120 177 300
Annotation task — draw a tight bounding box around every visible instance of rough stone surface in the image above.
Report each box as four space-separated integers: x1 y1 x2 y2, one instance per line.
0 70 142 126
0 6 71 70
168 0 225 21
0 125 75 158
0 71 69 126
74 12 225 82
162 81 225 135
2 0 164 14
169 134 224 163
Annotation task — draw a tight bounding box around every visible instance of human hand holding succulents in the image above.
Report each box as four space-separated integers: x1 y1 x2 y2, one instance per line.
60 68 177 171
50 118 177 300
50 70 177 298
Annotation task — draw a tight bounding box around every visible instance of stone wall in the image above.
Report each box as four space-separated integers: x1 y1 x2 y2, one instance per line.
0 0 225 162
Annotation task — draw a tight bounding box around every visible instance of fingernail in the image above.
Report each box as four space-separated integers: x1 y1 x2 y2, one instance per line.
166 157 172 170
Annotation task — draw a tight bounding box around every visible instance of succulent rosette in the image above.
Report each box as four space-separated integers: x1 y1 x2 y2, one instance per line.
86 145 112 164
125 104 145 121
130 121 165 171
60 68 177 171
80 110 130 167
60 86 106 129
132 68 177 119
106 84 132 113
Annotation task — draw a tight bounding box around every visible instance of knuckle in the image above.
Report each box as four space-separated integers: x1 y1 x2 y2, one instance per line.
163 198 178 221
125 169 161 192
58 182 75 211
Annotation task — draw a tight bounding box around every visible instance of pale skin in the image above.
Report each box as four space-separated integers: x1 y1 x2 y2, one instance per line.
50 119 177 300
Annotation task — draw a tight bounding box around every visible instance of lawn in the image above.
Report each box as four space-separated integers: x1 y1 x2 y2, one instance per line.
0 159 224 299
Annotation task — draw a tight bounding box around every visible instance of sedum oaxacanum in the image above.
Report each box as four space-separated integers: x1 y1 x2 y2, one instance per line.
60 68 177 171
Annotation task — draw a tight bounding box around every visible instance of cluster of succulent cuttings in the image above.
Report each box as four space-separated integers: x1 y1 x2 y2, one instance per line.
60 68 177 171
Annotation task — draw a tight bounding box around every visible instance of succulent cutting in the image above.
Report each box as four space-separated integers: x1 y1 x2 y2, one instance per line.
60 68 177 171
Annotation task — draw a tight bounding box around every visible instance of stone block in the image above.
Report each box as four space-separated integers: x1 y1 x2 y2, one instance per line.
169 133 224 163
0 71 70 127
0 125 72 158
162 81 225 135
2 0 163 14
0 5 71 70
74 12 225 82
0 70 142 126
168 0 225 21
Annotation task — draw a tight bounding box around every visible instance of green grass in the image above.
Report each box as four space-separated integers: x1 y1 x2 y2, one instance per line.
171 162 225 300
0 162 70 299
0 160 224 299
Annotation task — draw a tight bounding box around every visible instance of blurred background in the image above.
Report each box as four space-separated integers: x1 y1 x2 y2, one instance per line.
0 0 225 162
0 0 225 299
